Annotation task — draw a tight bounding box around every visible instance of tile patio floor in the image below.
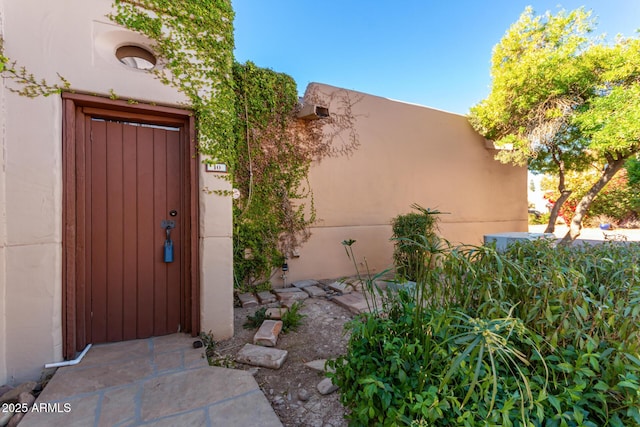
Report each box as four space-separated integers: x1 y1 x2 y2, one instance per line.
20 334 282 427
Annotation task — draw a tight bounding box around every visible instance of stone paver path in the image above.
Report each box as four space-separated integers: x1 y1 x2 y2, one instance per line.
20 334 282 427
18 279 381 427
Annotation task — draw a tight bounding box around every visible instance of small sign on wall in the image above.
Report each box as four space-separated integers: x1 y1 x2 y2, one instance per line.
205 163 228 173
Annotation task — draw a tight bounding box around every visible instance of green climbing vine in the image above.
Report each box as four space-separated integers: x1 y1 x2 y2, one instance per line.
0 38 70 97
232 62 315 286
109 0 236 167
232 64 361 286
109 0 361 288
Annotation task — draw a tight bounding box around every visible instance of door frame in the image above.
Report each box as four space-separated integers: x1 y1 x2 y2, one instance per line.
61 92 200 358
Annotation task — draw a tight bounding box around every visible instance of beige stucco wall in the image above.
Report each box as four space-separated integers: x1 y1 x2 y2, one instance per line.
284 83 527 283
199 173 234 340
0 0 233 384
0 0 7 389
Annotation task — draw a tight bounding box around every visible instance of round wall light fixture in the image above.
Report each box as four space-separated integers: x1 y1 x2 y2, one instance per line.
115 45 157 70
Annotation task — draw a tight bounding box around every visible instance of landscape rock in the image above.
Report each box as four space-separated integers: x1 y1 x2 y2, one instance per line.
347 280 365 291
331 292 370 314
237 293 259 308
225 288 353 425
0 381 37 404
272 287 303 294
301 285 327 298
254 320 283 347
304 359 334 373
265 307 287 320
327 281 353 294
7 392 35 427
373 280 391 291
276 290 309 306
386 280 416 293
0 411 13 427
292 279 320 289
317 378 339 395
257 291 276 304
18 392 35 406
0 386 12 399
236 344 288 369
297 389 311 402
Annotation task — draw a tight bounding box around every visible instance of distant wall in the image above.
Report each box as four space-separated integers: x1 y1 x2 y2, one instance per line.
284 83 527 284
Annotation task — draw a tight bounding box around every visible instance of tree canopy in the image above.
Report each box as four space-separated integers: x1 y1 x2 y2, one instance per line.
470 7 640 242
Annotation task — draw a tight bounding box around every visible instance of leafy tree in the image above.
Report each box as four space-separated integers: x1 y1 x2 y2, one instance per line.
627 156 640 185
542 167 640 226
470 7 640 242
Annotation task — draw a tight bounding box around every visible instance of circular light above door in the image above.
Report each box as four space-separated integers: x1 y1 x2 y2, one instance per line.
115 45 157 70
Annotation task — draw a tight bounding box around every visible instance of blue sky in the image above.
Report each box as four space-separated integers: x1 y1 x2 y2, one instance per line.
233 1 639 115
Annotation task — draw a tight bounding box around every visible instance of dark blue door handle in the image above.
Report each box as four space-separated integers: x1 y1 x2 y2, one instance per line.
162 220 175 263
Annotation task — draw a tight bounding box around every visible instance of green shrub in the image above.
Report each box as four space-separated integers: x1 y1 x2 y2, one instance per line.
391 204 442 281
331 233 640 426
529 212 550 225
329 305 545 426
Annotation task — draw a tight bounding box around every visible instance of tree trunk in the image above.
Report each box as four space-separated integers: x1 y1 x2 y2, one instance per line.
545 154 570 234
560 156 629 244
545 190 571 233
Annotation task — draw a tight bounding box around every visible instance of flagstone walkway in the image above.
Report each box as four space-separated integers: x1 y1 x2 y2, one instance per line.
19 334 282 427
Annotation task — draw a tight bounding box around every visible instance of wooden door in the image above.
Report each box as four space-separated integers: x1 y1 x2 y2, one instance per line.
86 118 182 343
62 94 199 356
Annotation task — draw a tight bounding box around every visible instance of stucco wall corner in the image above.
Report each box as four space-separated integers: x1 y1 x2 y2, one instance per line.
198 160 232 238
198 159 233 340
199 236 233 341
0 0 8 386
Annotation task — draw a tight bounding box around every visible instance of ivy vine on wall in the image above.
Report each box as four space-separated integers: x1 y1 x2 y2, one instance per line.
0 38 70 97
109 0 237 167
111 0 362 288
232 64 362 287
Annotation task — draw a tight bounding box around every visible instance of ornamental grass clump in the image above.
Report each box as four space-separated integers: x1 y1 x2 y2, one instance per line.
330 207 640 426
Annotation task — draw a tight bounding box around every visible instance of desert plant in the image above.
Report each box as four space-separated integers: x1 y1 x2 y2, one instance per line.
199 330 217 364
243 307 268 329
331 229 640 425
329 291 545 425
199 330 237 368
280 301 307 333
342 239 391 315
